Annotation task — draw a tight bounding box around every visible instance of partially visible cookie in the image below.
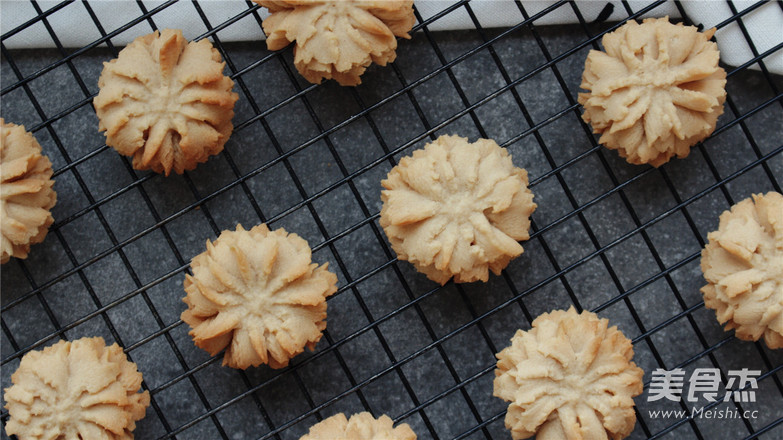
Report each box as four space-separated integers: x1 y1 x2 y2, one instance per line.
181 223 338 369
4 337 150 440
255 0 415 86
579 17 726 167
380 135 536 284
701 191 783 349
1 119 57 264
94 29 239 175
301 412 416 440
494 307 643 440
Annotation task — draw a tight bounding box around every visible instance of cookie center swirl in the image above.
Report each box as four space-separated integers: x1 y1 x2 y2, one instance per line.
153 84 176 114
244 282 274 323
638 71 676 88
441 193 478 222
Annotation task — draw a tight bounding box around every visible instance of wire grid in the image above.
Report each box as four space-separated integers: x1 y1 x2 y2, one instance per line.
1 0 782 439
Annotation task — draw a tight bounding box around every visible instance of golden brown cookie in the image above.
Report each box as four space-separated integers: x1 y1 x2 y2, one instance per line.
255 0 415 86
1 119 57 264
579 17 726 167
494 307 643 440
301 412 416 440
94 29 239 175
4 337 150 440
700 191 783 349
181 223 338 369
380 134 536 284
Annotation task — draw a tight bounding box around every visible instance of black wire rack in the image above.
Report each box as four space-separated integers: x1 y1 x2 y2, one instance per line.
2 1 782 439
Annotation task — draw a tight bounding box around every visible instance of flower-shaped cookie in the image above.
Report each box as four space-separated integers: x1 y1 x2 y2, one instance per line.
1 119 56 264
494 307 644 440
255 0 415 86
4 337 150 440
301 412 416 440
181 224 338 369
579 17 726 167
380 135 536 284
701 191 783 349
94 29 239 175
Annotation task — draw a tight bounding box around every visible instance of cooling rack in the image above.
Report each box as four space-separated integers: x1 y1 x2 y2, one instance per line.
2 1 782 439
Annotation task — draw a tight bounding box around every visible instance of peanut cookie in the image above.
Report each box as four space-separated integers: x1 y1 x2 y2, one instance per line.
1 119 56 264
301 412 416 440
4 337 149 440
255 0 415 86
380 135 536 284
181 224 338 369
579 17 726 167
701 191 783 349
494 307 644 440
94 29 238 175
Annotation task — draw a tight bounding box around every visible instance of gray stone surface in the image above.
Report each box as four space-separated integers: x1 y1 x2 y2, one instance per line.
2 11 782 440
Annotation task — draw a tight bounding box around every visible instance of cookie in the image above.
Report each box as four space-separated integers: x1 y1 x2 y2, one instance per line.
1 119 57 264
700 191 783 349
94 29 239 175
4 337 150 440
181 223 338 369
301 412 416 440
579 17 726 167
255 0 415 86
494 307 643 440
380 134 536 284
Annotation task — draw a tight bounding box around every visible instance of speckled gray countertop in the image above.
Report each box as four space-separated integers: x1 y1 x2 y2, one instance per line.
2 3 783 440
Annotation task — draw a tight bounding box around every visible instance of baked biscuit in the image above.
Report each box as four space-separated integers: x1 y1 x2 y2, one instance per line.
494 307 643 440
380 135 536 284
301 412 416 440
255 0 415 86
94 29 239 175
1 119 56 264
579 17 726 167
181 224 338 369
701 191 783 349
4 337 149 440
